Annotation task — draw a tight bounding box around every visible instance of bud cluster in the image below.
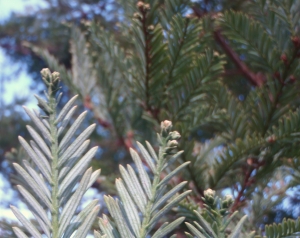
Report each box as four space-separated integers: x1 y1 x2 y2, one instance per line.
5 147 18 161
133 2 152 28
133 12 142 20
160 120 181 154
202 188 234 217
147 25 155 31
266 135 276 143
40 68 61 95
161 120 172 136
136 1 150 11
222 194 234 209
280 54 288 65
203 188 216 205
291 36 300 49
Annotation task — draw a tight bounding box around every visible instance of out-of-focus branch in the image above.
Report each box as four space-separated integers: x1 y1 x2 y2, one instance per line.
214 31 264 87
84 95 112 129
84 95 134 152
192 6 264 87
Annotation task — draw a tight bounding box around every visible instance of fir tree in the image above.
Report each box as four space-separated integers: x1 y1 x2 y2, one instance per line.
2 0 300 237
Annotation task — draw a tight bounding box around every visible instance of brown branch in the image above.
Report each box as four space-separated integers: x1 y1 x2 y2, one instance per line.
231 158 266 212
84 95 112 129
117 131 134 152
191 6 264 87
230 167 253 212
84 95 137 154
214 31 264 87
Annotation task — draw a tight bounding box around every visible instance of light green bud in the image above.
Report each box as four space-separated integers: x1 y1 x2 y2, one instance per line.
169 131 181 140
204 188 215 198
167 140 178 147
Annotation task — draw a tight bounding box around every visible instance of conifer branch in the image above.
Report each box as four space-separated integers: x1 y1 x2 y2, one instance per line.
97 120 191 237
262 40 299 135
136 2 162 123
165 18 189 89
6 1 300 236
11 69 100 237
139 3 152 112
213 30 264 87
192 6 264 87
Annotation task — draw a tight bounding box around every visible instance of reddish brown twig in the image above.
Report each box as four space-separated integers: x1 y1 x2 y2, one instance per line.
191 6 265 87
231 158 266 212
230 167 253 212
84 95 112 129
214 31 264 87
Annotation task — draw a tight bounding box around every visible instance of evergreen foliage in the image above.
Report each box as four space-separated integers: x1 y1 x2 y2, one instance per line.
11 69 100 237
96 121 190 237
185 189 251 238
2 0 300 237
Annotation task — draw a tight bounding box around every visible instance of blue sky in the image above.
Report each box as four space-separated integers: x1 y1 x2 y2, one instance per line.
0 0 47 20
0 0 47 108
